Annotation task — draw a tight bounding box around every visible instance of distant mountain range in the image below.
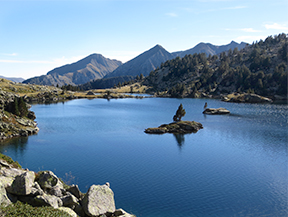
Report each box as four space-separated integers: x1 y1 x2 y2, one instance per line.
23 54 122 86
23 41 247 87
173 41 247 58
0 76 25 83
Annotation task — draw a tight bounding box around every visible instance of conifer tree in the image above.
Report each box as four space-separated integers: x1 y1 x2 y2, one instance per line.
173 104 186 122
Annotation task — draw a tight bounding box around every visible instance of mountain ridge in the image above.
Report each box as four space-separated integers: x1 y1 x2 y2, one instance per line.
23 54 122 86
23 41 247 86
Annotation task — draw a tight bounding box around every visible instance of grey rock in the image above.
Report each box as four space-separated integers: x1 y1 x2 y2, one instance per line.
0 176 14 188
30 182 44 196
36 171 64 190
61 192 79 207
7 171 35 195
0 159 11 168
49 185 63 197
33 193 63 208
0 182 12 206
67 184 82 199
82 184 116 217
114 209 135 217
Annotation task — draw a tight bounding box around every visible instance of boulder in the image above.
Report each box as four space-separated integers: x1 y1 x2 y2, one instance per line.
7 171 35 195
33 193 63 208
49 185 63 197
67 184 82 199
1 167 25 178
36 171 64 190
82 184 116 217
0 182 12 206
61 192 79 207
0 159 11 168
30 182 44 196
203 108 230 115
0 176 14 188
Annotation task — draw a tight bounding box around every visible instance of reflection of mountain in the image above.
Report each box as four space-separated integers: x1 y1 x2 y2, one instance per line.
174 134 185 148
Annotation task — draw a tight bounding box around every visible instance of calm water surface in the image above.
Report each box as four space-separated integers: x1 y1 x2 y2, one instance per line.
1 98 287 217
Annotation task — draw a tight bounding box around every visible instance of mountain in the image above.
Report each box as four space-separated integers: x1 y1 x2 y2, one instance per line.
143 33 287 98
23 54 122 86
0 76 24 83
105 45 175 78
173 41 247 58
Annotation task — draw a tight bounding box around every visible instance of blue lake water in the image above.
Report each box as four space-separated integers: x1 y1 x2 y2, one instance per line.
0 98 287 216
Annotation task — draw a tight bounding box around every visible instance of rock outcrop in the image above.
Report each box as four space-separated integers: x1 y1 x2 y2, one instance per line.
0 90 39 140
202 108 230 115
222 93 273 103
145 120 203 134
0 158 134 217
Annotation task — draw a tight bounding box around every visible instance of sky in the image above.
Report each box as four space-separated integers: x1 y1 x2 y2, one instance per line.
0 0 287 79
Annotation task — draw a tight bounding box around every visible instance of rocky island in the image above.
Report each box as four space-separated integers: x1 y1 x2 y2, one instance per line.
203 108 230 115
145 120 203 134
145 104 203 134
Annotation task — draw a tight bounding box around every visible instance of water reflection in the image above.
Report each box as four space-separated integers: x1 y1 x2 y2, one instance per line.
0 136 28 157
173 134 185 148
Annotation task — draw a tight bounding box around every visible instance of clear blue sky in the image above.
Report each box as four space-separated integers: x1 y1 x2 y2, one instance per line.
0 0 287 79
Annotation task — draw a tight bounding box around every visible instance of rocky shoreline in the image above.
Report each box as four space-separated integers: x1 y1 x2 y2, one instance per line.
0 158 134 216
0 90 39 141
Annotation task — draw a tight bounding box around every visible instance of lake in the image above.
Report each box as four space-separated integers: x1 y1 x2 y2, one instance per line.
0 98 287 217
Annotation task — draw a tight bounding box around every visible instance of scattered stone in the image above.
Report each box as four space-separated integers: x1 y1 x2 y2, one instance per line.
0 157 133 217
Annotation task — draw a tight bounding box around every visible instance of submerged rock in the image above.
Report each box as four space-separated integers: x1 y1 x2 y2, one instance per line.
203 108 230 115
145 121 203 134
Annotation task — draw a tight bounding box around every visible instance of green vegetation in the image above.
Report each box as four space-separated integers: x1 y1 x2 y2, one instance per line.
143 33 287 98
6 97 29 117
0 201 71 217
0 153 21 168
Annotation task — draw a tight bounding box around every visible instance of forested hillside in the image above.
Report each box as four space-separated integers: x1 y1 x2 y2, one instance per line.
143 33 287 98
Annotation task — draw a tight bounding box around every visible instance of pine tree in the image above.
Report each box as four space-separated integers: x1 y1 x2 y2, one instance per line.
173 104 186 122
